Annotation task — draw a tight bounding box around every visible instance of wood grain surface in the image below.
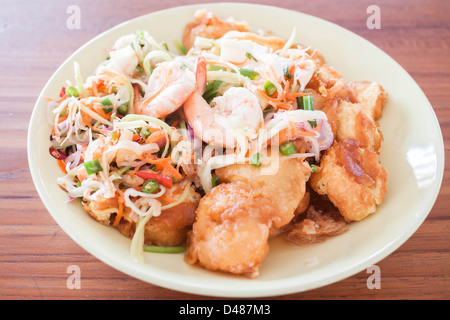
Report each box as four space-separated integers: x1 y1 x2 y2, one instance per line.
1 0 449 300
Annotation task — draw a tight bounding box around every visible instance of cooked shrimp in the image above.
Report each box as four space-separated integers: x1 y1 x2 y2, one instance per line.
134 60 196 118
279 48 318 91
182 9 249 50
221 31 286 51
184 181 279 278
183 57 263 148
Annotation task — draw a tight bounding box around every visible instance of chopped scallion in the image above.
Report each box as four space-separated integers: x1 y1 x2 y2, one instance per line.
117 103 128 115
302 96 317 127
283 65 292 79
84 159 103 175
249 153 262 167
100 97 112 106
143 245 185 253
173 39 187 55
264 81 277 96
140 127 151 139
102 107 113 114
66 86 79 98
303 95 314 110
211 176 221 188
239 68 259 80
279 141 296 156
245 52 258 62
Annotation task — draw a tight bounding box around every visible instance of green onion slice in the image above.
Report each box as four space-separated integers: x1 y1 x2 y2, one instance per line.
100 97 112 106
249 153 262 167
302 96 317 127
66 86 79 98
283 65 293 79
211 176 221 188
84 159 103 175
279 141 296 156
264 81 277 96
303 95 314 110
239 68 259 80
143 245 185 253
245 52 258 62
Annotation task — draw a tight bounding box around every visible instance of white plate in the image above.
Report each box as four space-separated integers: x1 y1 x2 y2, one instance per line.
28 3 444 297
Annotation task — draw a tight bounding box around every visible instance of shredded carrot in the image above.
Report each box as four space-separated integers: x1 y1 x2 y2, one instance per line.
57 160 67 174
91 105 111 120
258 81 290 104
57 112 69 124
130 163 145 176
285 92 308 100
276 103 295 110
145 157 182 179
160 194 178 203
113 193 124 227
81 115 94 128
146 129 166 144
310 49 319 60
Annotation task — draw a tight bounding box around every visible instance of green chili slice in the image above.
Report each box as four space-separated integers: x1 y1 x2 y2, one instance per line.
141 179 159 194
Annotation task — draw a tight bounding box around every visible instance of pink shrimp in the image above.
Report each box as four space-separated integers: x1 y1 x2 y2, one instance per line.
134 61 196 118
183 56 263 148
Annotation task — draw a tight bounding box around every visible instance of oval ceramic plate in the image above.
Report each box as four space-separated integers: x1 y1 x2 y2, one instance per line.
28 3 444 297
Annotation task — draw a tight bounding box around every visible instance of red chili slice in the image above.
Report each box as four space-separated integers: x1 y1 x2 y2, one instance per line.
136 171 173 188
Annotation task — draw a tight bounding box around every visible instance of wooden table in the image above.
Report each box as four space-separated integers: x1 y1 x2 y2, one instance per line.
1 0 449 300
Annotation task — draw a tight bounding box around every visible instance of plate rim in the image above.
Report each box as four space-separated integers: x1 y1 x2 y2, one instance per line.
27 2 445 297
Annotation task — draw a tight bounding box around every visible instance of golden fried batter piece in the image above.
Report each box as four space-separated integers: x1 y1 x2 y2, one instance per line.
83 185 200 247
184 182 279 278
348 81 387 121
185 157 311 277
284 205 348 245
309 139 388 222
82 196 119 225
182 9 249 50
215 157 311 232
334 100 383 151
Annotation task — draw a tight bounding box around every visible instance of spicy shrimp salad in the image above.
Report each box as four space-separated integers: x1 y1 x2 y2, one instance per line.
45 10 386 278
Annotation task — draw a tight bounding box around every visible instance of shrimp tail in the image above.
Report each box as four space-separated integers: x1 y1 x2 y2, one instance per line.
194 56 207 95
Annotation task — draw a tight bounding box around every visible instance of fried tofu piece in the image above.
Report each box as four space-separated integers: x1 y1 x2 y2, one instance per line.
84 185 200 247
185 181 279 278
117 185 200 246
215 156 311 231
82 196 119 225
348 81 387 120
335 100 383 151
185 156 311 278
309 139 388 222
